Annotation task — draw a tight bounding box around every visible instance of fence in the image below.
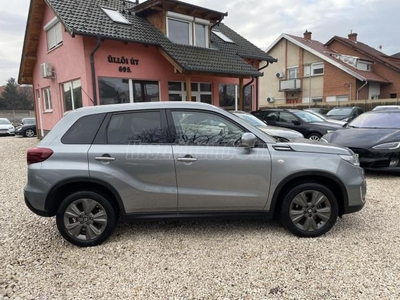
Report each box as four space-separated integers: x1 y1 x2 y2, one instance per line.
261 98 400 112
0 110 35 124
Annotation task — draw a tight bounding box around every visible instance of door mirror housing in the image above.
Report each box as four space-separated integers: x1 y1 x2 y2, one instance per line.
241 133 257 148
292 120 301 125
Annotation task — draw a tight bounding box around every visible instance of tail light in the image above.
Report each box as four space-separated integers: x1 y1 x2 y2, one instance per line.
27 148 53 165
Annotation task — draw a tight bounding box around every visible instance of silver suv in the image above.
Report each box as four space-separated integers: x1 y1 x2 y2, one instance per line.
24 102 366 247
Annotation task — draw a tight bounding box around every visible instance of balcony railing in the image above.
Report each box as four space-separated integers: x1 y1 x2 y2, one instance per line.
279 79 301 92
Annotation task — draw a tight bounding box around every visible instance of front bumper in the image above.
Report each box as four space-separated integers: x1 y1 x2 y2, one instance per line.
0 129 15 135
350 147 400 171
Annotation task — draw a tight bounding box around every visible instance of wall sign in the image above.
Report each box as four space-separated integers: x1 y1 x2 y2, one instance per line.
107 55 140 73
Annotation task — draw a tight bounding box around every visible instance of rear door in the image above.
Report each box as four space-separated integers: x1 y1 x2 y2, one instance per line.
88 109 177 214
168 109 272 212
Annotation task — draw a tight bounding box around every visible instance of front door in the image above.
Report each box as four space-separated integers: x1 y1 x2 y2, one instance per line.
169 110 272 211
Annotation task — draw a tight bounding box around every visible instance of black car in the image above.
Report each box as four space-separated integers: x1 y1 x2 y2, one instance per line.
15 118 36 137
306 107 329 115
322 110 400 171
326 106 364 122
251 109 343 140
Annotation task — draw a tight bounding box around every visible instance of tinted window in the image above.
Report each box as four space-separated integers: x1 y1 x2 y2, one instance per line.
62 114 106 144
292 111 324 123
107 111 166 144
327 108 352 117
171 111 244 146
279 112 298 123
349 112 400 129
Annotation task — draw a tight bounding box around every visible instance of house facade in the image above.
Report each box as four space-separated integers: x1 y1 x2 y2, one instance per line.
19 0 276 137
259 31 400 107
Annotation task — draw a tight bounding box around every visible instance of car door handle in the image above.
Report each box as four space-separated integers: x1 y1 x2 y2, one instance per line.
177 155 197 163
95 156 116 162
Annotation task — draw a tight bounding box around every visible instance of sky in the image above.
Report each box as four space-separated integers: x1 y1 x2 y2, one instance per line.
1 0 399 86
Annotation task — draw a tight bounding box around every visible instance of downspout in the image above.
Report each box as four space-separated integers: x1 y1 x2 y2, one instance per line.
90 38 101 106
257 62 270 110
242 76 255 111
356 80 368 100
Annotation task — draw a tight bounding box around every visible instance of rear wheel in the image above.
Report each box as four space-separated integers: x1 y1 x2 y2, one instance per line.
281 183 338 237
56 191 117 247
24 129 35 137
307 133 321 141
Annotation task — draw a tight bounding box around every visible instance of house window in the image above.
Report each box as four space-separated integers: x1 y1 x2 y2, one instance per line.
357 61 372 71
101 7 131 24
62 79 82 111
44 17 63 51
288 67 299 79
166 12 209 47
42 87 52 111
99 78 160 105
168 82 212 103
390 93 397 99
212 30 235 43
304 63 324 77
219 84 252 111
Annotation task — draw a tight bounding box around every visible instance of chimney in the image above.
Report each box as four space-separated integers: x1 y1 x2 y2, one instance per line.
348 32 358 41
303 30 312 40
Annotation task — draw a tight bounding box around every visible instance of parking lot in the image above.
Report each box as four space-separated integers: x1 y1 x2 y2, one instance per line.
1 136 399 299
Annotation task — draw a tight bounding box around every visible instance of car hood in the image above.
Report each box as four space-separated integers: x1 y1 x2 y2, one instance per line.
277 139 352 155
324 128 400 148
0 124 12 129
257 125 304 139
307 121 344 129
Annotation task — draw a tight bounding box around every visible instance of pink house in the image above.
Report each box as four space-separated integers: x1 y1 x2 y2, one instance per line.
19 0 276 137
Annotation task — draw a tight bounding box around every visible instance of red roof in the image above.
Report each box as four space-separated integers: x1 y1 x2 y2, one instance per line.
287 34 391 83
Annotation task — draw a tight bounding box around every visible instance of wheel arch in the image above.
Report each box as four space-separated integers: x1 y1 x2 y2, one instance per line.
45 177 125 216
270 171 348 217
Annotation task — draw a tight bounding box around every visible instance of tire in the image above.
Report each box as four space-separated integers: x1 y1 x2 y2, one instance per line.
307 133 322 141
281 183 338 237
24 129 35 137
56 191 117 247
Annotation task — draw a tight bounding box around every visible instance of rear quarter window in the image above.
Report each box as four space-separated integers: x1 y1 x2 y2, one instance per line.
61 114 106 144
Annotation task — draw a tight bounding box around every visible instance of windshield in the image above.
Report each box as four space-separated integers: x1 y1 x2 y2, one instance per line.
349 112 400 129
233 113 266 127
305 110 327 120
22 118 36 125
292 111 324 123
327 108 352 116
0 119 10 125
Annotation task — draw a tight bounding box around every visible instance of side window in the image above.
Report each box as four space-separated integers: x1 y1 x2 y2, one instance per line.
171 111 244 146
61 114 106 144
107 111 166 144
279 112 298 123
265 112 279 122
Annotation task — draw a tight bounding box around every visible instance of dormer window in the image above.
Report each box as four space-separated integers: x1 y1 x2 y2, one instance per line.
166 12 209 47
357 60 372 71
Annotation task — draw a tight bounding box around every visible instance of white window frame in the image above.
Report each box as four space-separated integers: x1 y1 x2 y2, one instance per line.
166 12 209 47
311 62 324 76
44 17 63 51
168 82 212 102
42 87 52 112
212 30 235 44
357 61 372 71
62 79 82 111
287 67 299 79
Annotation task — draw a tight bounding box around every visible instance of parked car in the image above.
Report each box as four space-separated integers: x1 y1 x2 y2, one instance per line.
372 105 400 111
306 107 329 115
230 111 304 141
304 109 347 126
251 109 344 140
24 102 366 247
322 110 400 171
15 118 36 137
0 118 15 136
326 107 364 122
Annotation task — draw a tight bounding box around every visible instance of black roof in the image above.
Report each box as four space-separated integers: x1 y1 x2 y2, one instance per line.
46 0 276 77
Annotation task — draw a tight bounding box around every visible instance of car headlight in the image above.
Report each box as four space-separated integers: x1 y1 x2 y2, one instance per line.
372 142 400 150
339 154 360 166
326 130 335 134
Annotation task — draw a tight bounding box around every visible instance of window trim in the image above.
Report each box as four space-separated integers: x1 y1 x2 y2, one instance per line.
287 66 299 79
62 79 82 112
100 7 131 24
168 81 212 103
44 18 63 51
42 87 52 112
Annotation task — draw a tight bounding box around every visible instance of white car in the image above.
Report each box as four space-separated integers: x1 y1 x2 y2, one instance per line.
0 118 15 136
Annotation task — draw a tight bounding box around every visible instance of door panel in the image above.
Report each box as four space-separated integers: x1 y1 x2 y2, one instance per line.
88 110 177 213
169 110 271 211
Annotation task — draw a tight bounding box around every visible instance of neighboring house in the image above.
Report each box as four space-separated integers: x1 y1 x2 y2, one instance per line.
0 86 4 95
19 0 276 136
392 52 400 58
259 31 400 107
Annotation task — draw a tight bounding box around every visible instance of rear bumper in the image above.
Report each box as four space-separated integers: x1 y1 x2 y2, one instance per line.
24 195 52 217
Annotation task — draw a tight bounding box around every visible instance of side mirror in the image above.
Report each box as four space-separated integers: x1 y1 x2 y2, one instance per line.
292 120 301 125
241 133 257 148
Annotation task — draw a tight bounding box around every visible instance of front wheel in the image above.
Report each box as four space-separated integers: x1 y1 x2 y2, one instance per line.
307 133 321 141
281 183 338 237
56 191 117 247
24 129 35 137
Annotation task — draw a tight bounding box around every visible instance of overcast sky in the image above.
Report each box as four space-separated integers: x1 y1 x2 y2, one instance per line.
1 0 399 86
